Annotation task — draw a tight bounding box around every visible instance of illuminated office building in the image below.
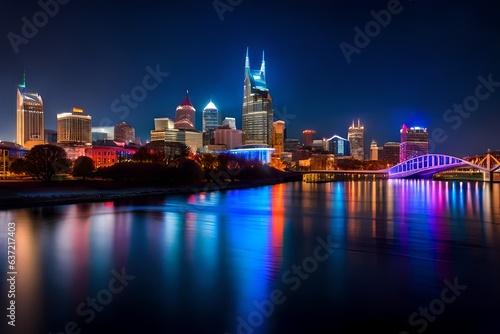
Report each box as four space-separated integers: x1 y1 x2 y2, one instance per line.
348 119 364 160
242 48 273 146
114 122 135 143
174 93 196 130
325 134 351 156
222 117 236 129
302 130 316 147
399 124 428 162
214 125 242 150
57 108 92 145
16 72 44 148
382 142 400 166
202 100 219 145
272 120 285 155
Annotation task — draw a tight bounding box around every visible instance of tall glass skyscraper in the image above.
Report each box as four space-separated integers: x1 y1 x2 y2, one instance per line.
202 100 219 132
242 48 273 146
399 124 428 162
348 119 364 160
16 72 44 148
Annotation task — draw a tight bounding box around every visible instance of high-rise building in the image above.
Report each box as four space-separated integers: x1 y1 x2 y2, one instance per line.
242 48 273 146
272 120 285 155
348 119 364 160
114 122 135 143
214 125 242 150
370 140 379 160
284 138 301 152
16 72 44 148
44 129 57 144
202 100 219 145
202 100 219 132
382 142 400 166
174 93 196 130
151 117 202 152
57 108 92 145
302 130 316 147
399 124 428 162
222 117 236 129
325 135 351 156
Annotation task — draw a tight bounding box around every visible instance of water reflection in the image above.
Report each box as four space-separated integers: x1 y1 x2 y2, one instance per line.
0 180 499 333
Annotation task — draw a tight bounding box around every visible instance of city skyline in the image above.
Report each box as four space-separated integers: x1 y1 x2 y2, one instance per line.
1 1 499 157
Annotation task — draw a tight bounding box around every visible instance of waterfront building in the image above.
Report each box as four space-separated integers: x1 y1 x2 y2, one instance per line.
272 120 285 155
214 125 242 150
16 72 44 148
399 124 428 162
85 141 139 168
325 134 351 157
302 130 316 147
57 108 92 145
174 93 196 130
226 145 275 164
114 122 135 143
242 48 273 145
151 117 202 153
370 140 380 160
382 141 401 166
348 119 364 160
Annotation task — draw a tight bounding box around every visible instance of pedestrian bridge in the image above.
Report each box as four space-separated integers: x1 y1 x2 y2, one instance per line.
388 154 497 179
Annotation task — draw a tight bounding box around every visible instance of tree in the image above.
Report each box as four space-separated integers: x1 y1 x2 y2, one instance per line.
9 158 31 175
73 156 95 179
24 144 71 182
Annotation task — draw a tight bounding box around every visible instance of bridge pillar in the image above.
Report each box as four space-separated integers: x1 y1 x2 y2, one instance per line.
482 171 493 182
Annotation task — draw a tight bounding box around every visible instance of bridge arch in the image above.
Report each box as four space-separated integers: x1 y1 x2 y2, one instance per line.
388 154 490 179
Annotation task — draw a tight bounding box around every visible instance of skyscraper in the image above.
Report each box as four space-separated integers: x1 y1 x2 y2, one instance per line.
174 93 196 130
242 48 273 146
57 108 92 145
16 72 44 148
272 120 285 155
302 130 316 147
202 100 219 145
348 119 364 160
399 124 428 162
325 135 350 156
114 122 135 143
202 100 219 132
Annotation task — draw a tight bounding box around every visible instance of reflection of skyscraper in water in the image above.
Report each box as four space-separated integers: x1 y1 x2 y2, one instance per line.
174 92 196 130
242 48 273 145
16 72 44 148
348 119 364 160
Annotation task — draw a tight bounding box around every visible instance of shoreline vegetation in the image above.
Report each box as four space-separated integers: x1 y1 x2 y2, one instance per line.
0 173 303 209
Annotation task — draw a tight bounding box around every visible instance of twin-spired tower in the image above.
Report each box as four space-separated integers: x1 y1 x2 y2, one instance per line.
242 48 273 146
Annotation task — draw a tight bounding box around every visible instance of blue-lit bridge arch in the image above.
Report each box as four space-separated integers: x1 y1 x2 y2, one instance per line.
388 154 491 179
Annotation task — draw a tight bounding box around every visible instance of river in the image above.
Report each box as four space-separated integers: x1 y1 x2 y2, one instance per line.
1 180 499 334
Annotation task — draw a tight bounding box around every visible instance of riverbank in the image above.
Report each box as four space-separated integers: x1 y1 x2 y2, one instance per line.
0 173 303 209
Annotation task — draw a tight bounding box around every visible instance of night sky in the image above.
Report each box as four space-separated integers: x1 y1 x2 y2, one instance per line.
1 0 499 157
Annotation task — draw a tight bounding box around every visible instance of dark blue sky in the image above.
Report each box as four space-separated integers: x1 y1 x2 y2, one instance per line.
1 0 499 157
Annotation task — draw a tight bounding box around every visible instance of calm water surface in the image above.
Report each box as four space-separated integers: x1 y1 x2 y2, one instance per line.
1 180 500 334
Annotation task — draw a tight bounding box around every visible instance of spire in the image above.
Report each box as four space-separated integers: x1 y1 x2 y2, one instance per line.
357 118 360 127
245 47 250 69
260 50 266 79
18 71 26 92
